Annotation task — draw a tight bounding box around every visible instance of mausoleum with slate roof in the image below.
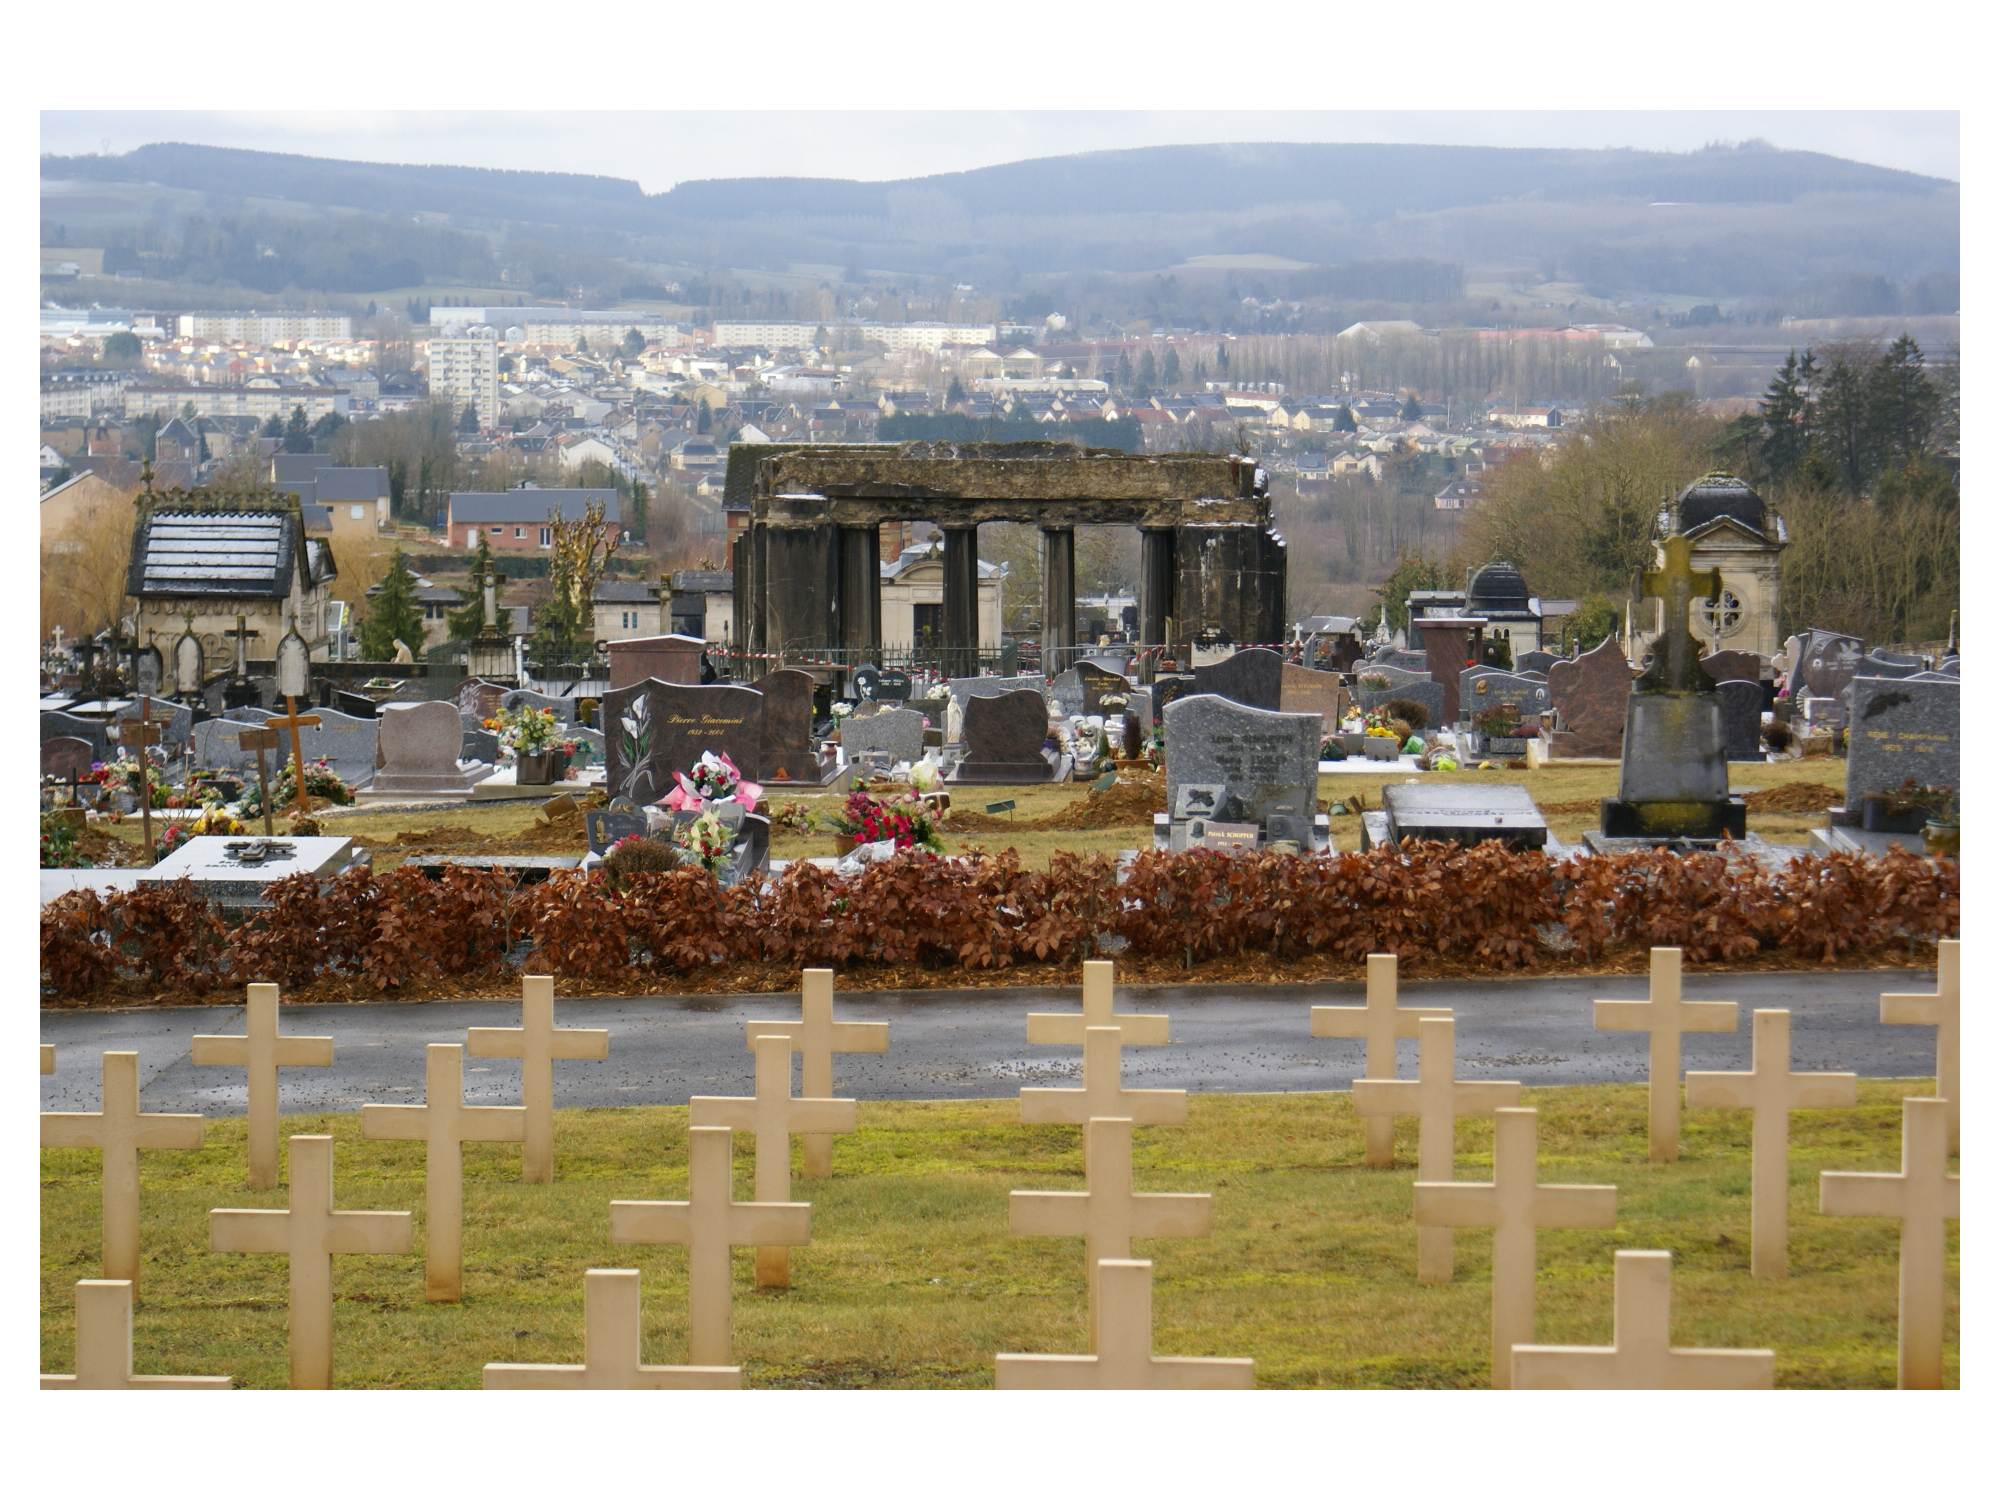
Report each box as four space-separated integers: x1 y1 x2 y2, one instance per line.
1631 472 1788 660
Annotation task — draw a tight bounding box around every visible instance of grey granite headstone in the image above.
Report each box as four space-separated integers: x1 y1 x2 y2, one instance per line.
1048 661 1131 719
584 808 650 857
1352 663 1433 692
601 680 766 805
41 711 110 764
192 717 252 771
461 727 501 764
1715 679 1765 761
1368 646 1431 672
947 673 1046 716
840 707 927 767
1192 647 1284 711
1358 678 1446 731
501 688 580 722
1459 669 1552 717
1517 650 1561 675
295 707 382 787
1857 652 1924 680
1164 695 1320 826
1381 783 1547 851
949 689 1057 784
457 678 509 718
1938 656 1960 677
372 701 486 796
1794 630 1866 727
1700 649 1764 687
224 705 275 724
1150 674 1197 725
1844 675 1958 805
42 736 95 781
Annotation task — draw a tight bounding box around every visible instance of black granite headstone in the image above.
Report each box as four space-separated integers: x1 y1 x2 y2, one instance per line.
1192 647 1284 711
602 679 766 806
1715 679 1765 761
948 689 1056 784
751 667 827 784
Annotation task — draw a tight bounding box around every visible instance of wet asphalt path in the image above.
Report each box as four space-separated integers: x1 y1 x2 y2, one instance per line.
40 969 1940 1116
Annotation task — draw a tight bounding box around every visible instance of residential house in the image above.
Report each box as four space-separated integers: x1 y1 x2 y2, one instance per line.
670 437 721 471
591 578 664 644
667 569 735 642
446 488 621 550
1486 406 1563 429
364 573 465 654
1434 478 1483 511
879 542 1005 652
40 471 131 540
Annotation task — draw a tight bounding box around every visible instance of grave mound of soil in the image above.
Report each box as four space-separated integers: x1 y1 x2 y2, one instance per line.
947 771 1166 834
1742 781 1843 814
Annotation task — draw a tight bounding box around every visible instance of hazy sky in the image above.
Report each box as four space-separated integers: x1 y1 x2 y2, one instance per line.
41 111 1959 192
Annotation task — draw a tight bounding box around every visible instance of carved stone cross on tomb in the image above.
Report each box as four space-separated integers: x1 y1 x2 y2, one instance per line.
1351 1016 1521 1283
1020 1026 1187 1169
1687 1009 1856 1277
40 1050 204 1293
1593 947 1739 1162
482 1269 739 1389
609 1125 812 1367
739 968 884 1179
466 974 608 1184
209 1134 412 1390
1026 959 1170 1048
1636 533 1724 693
42 1043 55 1073
995 1259 1254 1390
1511 1251 1774 1389
361 1043 526 1302
1012 1115 1211 1340
118 699 163 864
1881 939 1959 1154
191 982 333 1189
266 697 323 820
41 1279 232 1390
692 1031 855 1288
1413 1107 1618 1389
1310 953 1450 1167
1820 1096 1961 1389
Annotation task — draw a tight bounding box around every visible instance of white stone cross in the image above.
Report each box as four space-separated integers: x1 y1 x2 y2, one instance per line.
191 982 334 1188
41 1279 232 1389
361 1043 526 1302
739 968 884 1179
1511 1251 1774 1389
465 973 609 1183
42 1043 55 1074
1820 1096 1961 1389
1025 959 1169 1047
1687 1009 1856 1277
482 1270 740 1389
1012 1115 1211 1338
1413 1107 1618 1389
41 1050 204 1293
209 1134 412 1390
1352 1016 1521 1282
995 1259 1254 1389
1881 939 1959 1155
610 1125 812 1367
1020 1026 1187 1169
1310 952 1450 1167
692 1030 855 1288
1593 947 1738 1162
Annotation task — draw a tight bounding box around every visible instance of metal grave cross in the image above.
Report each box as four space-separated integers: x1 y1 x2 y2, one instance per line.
40 1051 204 1294
190 983 334 1189
1310 952 1450 1167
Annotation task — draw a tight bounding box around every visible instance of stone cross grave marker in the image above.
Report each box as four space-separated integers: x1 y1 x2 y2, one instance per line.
208 1134 412 1390
1819 1097 1960 1389
1351 1017 1521 1282
1511 1251 1774 1390
740 968 886 1179
1844 675 1958 808
1026 959 1169 1048
609 1125 812 1367
1020 1026 1187 1171
360 1043 526 1302
1310 954 1450 1168
691 1032 856 1288
1413 1107 1618 1389
995 1259 1254 1390
1687 1009 1856 1277
191 983 333 1189
1012 1115 1211 1341
465 974 609 1183
1881 940 1959 1154
40 1280 231 1390
1593 948 1739 1162
481 1269 740 1389
40 1052 204 1294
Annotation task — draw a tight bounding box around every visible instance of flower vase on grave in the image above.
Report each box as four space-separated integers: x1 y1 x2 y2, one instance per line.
516 751 556 786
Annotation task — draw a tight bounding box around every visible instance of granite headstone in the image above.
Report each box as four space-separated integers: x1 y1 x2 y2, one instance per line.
371 701 488 796
1715 680 1766 762
1459 669 1553 717
1149 673 1197 725
1546 638 1633 758
601 680 767 806
1192 647 1284 711
1357 678 1446 732
1517 650 1562 676
1164 695 1320 827
948 689 1057 784
42 736 95 782
501 688 580 722
1278 662 1348 733
752 667 827 784
1844 676 1958 805
41 711 110 765
1048 661 1131 719
839 706 927 767
457 678 509 718
1700 649 1764 687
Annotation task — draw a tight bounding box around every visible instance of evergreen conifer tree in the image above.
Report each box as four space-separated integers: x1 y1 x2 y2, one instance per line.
283 405 312 453
448 533 497 642
360 548 426 660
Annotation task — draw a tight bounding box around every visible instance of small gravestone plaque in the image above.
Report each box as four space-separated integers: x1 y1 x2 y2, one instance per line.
840 706 927 767
948 689 1055 784
1164 695 1319 826
1173 783 1236 821
1715 679 1765 761
1844 675 1958 805
583 808 650 856
1189 820 1259 853
1192 647 1284 710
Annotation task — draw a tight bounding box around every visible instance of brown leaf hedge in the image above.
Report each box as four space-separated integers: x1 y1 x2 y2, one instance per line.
40 844 1957 1001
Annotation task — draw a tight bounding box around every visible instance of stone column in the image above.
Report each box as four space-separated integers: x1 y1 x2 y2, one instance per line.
763 527 839 661
1040 525 1076 670
1171 524 1288 651
1139 528 1175 650
837 524 882 663
942 525 980 678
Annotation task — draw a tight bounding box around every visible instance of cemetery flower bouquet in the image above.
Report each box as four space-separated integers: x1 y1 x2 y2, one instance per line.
1320 733 1347 761
153 823 195 860
39 810 90 869
1358 673 1392 693
240 756 355 817
830 788 944 853
831 701 854 718
1882 779 1956 819
665 751 762 812
494 706 563 759
1473 703 1523 738
673 808 735 874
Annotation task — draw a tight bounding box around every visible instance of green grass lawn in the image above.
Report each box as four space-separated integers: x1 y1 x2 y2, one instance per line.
40 1080 1953 1388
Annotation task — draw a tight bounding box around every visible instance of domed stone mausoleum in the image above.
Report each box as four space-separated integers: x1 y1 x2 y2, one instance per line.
1626 471 1787 661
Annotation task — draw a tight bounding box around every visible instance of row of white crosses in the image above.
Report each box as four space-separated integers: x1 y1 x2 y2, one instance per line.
1316 942 1961 1388
998 960 1254 1387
